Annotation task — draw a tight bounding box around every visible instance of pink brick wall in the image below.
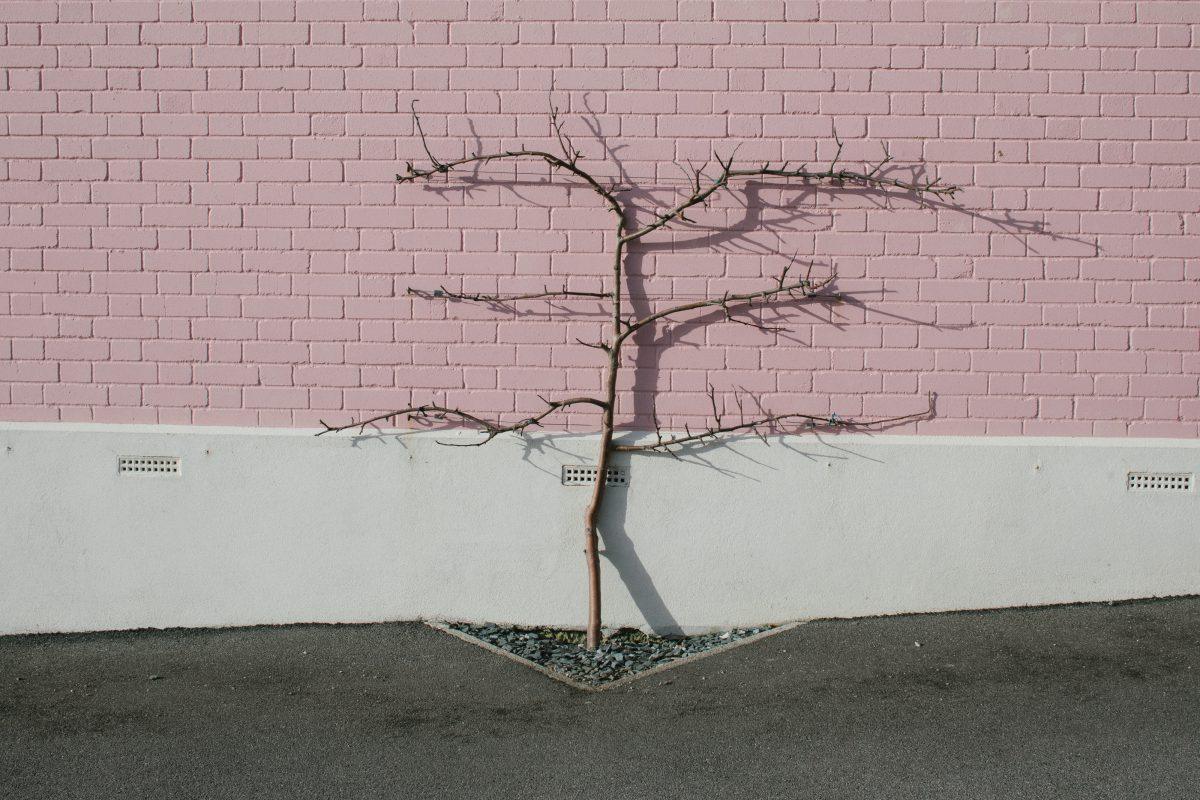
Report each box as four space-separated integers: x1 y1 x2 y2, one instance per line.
1 0 1198 437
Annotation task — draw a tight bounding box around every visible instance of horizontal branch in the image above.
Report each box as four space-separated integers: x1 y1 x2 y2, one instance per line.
613 392 935 453
408 285 609 303
616 259 835 345
316 396 608 445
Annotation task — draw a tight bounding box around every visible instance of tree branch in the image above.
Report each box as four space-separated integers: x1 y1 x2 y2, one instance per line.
549 99 582 166
408 285 609 303
317 396 608 445
621 141 959 244
615 258 837 344
399 100 623 218
613 392 935 453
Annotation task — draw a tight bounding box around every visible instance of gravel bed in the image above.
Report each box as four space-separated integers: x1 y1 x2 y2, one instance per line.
448 623 773 686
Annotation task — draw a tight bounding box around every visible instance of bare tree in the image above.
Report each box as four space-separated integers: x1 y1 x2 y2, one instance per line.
318 102 960 649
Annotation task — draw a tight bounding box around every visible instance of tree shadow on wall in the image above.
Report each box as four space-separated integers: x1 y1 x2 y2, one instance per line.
595 481 683 635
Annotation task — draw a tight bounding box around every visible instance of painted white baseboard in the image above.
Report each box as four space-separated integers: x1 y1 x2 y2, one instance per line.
1 421 1197 636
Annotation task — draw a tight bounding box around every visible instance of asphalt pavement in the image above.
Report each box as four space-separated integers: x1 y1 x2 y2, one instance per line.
3 598 1199 799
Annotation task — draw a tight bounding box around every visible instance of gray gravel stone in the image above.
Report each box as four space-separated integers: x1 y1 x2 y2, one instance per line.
448 623 771 686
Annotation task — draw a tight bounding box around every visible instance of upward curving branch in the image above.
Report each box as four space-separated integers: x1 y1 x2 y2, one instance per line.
622 133 959 244
616 257 836 344
398 100 623 217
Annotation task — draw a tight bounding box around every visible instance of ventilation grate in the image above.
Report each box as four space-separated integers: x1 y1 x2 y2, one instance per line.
119 456 181 475
561 464 628 487
1127 471 1192 492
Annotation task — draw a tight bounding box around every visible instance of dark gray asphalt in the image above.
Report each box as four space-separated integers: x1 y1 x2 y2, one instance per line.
3 598 1199 799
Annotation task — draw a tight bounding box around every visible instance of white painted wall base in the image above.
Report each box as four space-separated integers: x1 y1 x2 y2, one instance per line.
1 422 1197 636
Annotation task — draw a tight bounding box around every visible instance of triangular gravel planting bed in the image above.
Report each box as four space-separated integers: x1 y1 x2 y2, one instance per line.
430 621 802 691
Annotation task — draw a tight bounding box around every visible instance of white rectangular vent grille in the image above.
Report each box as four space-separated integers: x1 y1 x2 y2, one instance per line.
1127 471 1192 492
119 456 181 475
561 465 628 487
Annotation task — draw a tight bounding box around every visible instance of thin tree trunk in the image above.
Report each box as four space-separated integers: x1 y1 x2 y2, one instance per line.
581 375 613 650
581 232 625 650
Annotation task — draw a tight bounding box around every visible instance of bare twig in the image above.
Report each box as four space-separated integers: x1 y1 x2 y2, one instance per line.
399 100 622 217
549 98 583 166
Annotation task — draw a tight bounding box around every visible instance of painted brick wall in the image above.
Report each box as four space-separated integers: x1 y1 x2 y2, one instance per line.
1 1 1198 437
